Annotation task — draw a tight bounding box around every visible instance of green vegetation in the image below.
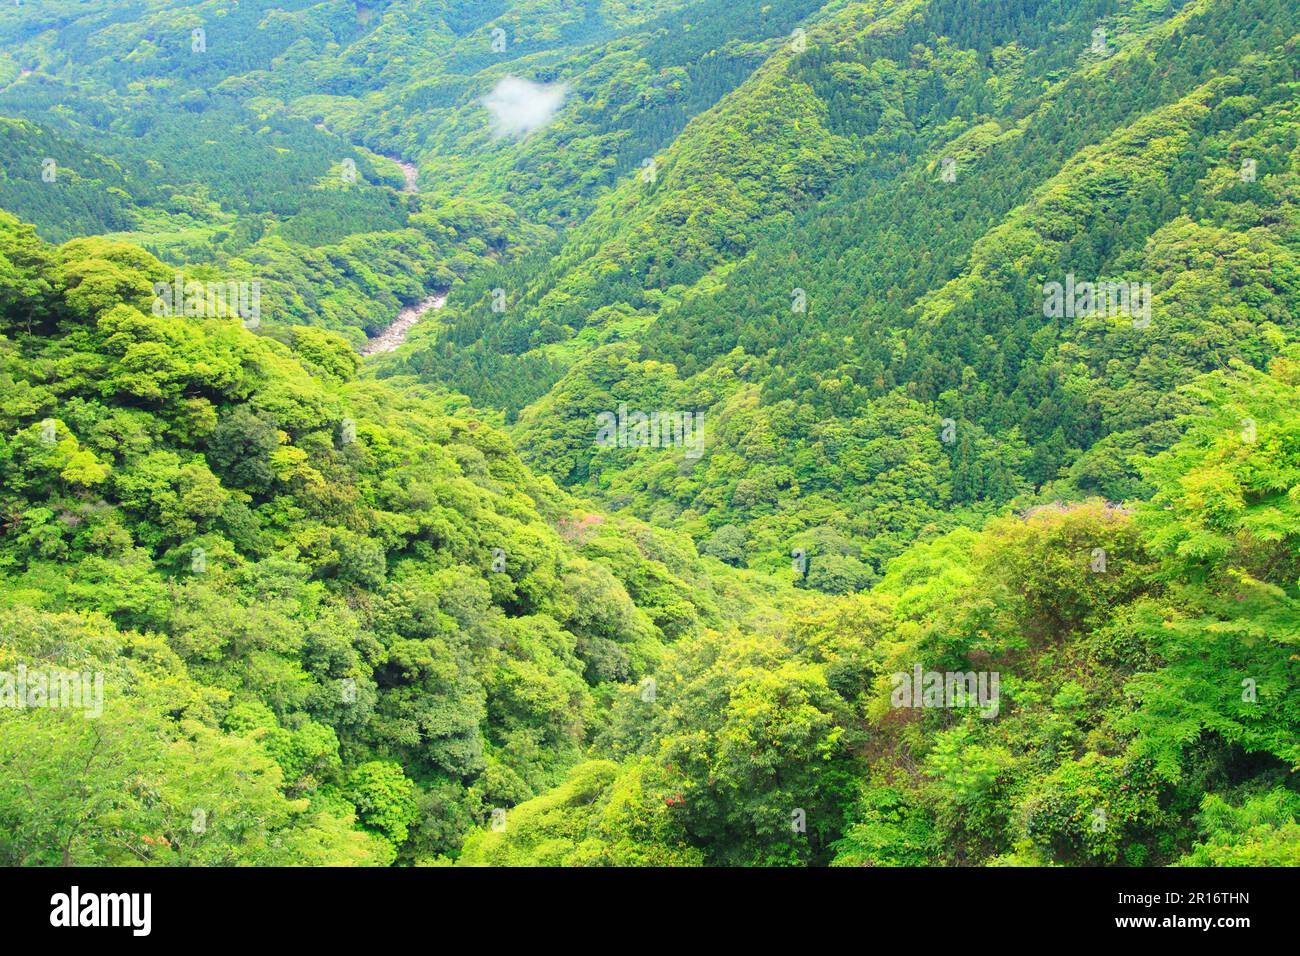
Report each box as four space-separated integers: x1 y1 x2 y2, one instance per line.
0 0 1295 867
0 210 791 863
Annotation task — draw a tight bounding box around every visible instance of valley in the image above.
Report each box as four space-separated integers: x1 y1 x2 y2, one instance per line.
361 293 446 356
0 0 1295 872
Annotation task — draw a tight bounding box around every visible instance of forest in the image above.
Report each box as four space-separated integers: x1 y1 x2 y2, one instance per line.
0 0 1295 870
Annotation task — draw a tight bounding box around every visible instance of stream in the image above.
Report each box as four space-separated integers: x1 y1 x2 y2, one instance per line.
361 292 446 357
392 157 419 193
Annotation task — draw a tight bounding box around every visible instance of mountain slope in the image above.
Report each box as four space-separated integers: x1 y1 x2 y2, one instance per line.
0 208 787 863
0 0 1296 869
390 0 1300 584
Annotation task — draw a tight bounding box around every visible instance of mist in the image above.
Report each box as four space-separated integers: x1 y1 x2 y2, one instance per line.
482 75 567 139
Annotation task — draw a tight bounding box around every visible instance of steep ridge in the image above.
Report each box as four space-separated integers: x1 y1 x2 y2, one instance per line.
394 0 1300 582
0 0 1296 870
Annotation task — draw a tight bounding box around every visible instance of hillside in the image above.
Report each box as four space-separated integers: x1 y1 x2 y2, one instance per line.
395 0 1300 582
0 209 802 863
0 0 816 345
0 0 1296 869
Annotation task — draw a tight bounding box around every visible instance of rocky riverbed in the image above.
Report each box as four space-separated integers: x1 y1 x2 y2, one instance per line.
361 293 446 356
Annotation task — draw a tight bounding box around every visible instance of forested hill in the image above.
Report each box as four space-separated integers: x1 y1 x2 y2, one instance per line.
398 0 1300 585
0 0 1297 868
0 0 821 346
0 208 799 863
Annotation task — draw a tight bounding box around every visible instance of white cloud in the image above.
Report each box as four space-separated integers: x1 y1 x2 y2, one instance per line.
482 75 567 139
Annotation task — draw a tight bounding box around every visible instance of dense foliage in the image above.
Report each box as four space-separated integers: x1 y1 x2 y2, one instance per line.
0 0 1295 867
